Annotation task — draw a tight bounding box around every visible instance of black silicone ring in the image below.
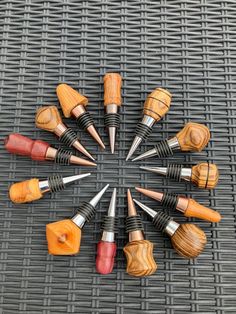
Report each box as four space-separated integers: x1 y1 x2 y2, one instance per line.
166 164 183 182
126 215 144 233
135 122 152 140
59 128 78 147
55 148 72 165
155 139 174 158
152 211 172 233
101 216 118 233
77 202 96 222
77 112 94 130
48 175 65 193
161 192 179 210
104 113 120 128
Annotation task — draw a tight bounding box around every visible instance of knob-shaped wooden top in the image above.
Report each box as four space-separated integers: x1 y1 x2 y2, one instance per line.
103 73 122 106
96 241 117 275
143 88 172 121
56 83 88 118
9 178 42 203
191 163 219 189
176 122 210 152
123 240 157 277
171 223 207 259
35 106 63 132
46 219 81 255
185 199 221 223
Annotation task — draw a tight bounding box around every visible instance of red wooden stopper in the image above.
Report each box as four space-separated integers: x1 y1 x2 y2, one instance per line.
4 133 50 161
96 241 117 275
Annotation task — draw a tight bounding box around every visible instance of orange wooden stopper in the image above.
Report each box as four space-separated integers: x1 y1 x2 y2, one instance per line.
9 178 42 203
56 83 88 118
184 199 221 223
143 88 172 121
103 73 122 106
46 219 81 255
191 163 219 189
35 106 62 132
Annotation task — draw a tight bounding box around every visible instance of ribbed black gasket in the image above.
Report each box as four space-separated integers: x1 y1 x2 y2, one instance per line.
77 202 96 222
126 215 144 233
161 192 179 210
155 139 174 158
101 216 118 233
48 175 65 193
166 164 183 182
152 211 172 233
77 112 94 130
135 122 152 140
55 148 72 165
59 128 78 147
104 113 120 128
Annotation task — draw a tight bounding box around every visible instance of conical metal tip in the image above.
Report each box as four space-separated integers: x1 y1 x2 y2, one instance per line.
126 136 142 161
87 125 105 150
73 140 96 161
108 127 116 154
132 148 157 161
127 189 137 216
89 184 110 208
70 155 97 167
63 173 91 185
135 187 164 202
140 166 167 176
107 188 117 217
133 199 157 219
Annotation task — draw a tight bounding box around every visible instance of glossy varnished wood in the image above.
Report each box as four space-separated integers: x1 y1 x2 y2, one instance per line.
103 73 122 106
9 178 42 203
35 106 62 132
185 199 221 223
191 163 219 189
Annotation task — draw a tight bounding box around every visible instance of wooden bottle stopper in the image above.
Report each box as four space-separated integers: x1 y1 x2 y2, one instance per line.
176 122 210 152
103 73 122 106
123 240 157 277
46 219 81 255
35 106 63 132
9 178 42 204
191 163 219 189
185 199 221 223
143 88 172 121
56 84 88 118
171 223 207 259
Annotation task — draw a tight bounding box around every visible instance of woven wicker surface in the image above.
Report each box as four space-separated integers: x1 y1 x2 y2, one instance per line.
0 1 236 313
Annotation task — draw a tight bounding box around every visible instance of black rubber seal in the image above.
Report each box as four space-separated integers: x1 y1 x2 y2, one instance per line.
155 139 174 158
161 192 179 210
126 215 144 233
59 128 78 147
77 112 94 130
135 122 152 141
55 148 72 165
77 202 96 222
104 113 120 128
101 216 118 233
48 175 65 193
166 164 183 182
152 211 172 233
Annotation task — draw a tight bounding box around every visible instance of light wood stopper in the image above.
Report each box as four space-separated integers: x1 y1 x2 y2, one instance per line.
56 83 88 118
171 223 207 259
191 163 219 189
176 122 210 152
123 240 157 277
103 73 122 106
9 178 42 203
35 106 62 132
185 199 221 223
143 88 172 121
46 219 81 255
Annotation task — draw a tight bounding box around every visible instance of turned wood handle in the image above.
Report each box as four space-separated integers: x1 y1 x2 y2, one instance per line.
185 199 221 223
143 88 172 121
96 241 117 275
103 73 122 106
56 83 88 118
35 106 62 132
191 163 219 189
46 219 81 255
9 178 42 203
123 240 157 277
176 122 210 152
5 133 50 161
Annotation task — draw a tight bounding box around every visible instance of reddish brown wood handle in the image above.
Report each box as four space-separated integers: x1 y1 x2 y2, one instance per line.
104 73 122 106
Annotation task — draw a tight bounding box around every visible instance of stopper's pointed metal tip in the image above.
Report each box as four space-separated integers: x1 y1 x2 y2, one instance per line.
133 199 157 219
132 148 157 161
127 189 137 217
63 172 91 185
87 125 105 150
126 136 142 161
108 187 117 217
135 187 164 202
89 184 110 208
73 140 96 161
140 166 167 176
70 155 97 167
108 127 116 154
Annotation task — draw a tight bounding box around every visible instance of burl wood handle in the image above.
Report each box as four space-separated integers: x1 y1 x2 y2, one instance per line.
96 241 117 275
46 219 81 255
9 178 42 203
56 83 88 118
191 163 219 189
103 73 122 106
123 240 157 277
185 199 221 223
176 122 210 152
143 88 172 121
5 133 50 161
35 106 63 132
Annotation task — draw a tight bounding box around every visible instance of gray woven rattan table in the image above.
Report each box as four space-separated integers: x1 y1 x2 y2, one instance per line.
0 1 236 313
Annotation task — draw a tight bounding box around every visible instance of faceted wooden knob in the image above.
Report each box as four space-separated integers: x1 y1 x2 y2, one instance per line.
191 163 219 189
46 219 81 255
103 73 122 106
56 83 88 118
176 122 210 152
9 178 42 203
185 199 221 223
171 223 207 259
35 106 62 132
143 88 172 121
123 240 157 277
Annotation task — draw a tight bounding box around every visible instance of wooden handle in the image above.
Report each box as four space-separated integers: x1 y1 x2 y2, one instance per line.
9 178 42 203
123 240 157 277
35 106 62 132
46 219 81 255
185 199 221 223
56 83 88 118
103 73 122 106
191 163 219 189
176 122 210 152
143 88 172 121
96 241 117 275
171 223 207 259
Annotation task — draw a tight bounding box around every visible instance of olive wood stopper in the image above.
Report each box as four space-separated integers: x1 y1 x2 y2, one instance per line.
56 84 88 118
176 122 210 152
35 106 63 132
9 178 42 203
191 163 219 189
123 240 157 277
104 73 122 106
185 199 221 223
143 88 172 121
46 219 81 255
